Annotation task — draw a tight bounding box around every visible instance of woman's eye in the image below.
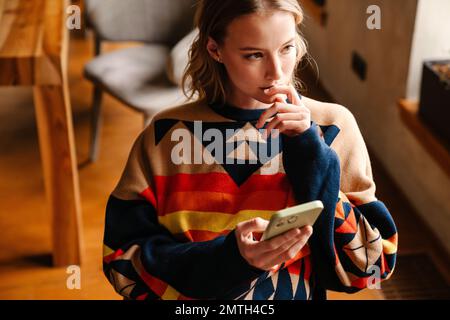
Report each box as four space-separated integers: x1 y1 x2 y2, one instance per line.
244 52 263 60
283 45 296 53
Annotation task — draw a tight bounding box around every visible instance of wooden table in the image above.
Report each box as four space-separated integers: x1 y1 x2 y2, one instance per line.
0 0 83 266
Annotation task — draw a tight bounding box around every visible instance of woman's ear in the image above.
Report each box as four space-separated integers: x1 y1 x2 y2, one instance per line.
206 37 223 63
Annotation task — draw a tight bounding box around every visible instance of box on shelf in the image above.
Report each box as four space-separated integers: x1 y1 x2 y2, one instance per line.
418 59 450 149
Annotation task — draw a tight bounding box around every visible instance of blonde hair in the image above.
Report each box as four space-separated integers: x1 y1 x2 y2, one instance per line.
182 0 308 105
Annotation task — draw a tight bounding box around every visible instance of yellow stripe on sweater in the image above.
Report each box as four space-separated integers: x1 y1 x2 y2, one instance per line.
161 285 181 300
103 244 114 257
382 234 398 255
158 210 276 234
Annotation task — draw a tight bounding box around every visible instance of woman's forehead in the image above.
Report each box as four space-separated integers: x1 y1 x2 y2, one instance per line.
224 11 297 48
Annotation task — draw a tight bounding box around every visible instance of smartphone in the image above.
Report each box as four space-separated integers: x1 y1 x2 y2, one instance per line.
260 200 324 241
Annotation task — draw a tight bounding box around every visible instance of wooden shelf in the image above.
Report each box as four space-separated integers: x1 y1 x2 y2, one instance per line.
397 99 450 178
301 0 327 26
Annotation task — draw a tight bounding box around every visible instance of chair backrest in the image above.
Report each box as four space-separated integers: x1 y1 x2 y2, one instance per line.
85 0 197 45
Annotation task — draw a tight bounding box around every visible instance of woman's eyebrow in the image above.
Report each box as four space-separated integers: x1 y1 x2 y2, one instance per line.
239 37 295 51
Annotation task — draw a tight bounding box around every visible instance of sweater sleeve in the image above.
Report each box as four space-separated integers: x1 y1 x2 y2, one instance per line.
102 127 264 300
281 112 397 293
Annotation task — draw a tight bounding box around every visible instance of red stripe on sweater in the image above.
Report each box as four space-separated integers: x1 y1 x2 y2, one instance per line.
287 259 301 276
154 172 291 195
140 187 157 208
139 268 168 297
303 255 312 281
160 190 290 216
136 293 148 300
351 277 369 289
103 249 124 264
152 172 294 216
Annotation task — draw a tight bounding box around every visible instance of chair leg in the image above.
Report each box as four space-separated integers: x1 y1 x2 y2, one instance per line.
94 33 102 56
89 85 103 162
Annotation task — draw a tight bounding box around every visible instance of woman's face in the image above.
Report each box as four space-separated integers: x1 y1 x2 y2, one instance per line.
207 10 298 108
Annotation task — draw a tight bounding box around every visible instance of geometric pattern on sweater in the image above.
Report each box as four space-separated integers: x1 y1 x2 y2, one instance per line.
102 97 398 300
155 118 340 186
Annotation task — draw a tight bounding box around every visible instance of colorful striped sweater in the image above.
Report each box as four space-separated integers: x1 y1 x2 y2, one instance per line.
102 95 398 300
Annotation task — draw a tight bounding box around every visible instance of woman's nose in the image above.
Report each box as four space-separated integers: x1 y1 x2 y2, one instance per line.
265 56 283 81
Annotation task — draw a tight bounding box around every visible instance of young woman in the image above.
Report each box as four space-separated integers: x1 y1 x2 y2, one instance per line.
102 0 398 300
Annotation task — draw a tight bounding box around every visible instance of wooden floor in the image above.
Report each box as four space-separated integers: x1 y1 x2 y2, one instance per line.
0 32 448 300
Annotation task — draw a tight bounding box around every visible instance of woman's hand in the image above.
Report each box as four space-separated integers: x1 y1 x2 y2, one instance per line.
235 217 313 271
256 84 311 139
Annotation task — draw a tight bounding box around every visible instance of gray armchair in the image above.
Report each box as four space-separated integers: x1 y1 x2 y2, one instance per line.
84 0 197 161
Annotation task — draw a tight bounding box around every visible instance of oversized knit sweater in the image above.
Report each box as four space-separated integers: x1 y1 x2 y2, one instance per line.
102 95 398 300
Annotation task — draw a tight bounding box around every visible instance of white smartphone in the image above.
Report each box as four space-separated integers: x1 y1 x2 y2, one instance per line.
260 200 324 241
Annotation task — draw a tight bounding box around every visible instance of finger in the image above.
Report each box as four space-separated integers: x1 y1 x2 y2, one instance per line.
254 232 305 270
264 84 302 106
273 95 285 103
259 237 307 271
260 226 313 270
273 119 311 138
255 105 277 130
258 224 311 254
257 97 309 131
263 113 305 139
236 217 269 239
264 84 301 105
268 93 288 105
272 120 310 138
256 102 296 129
257 227 302 253
278 228 312 262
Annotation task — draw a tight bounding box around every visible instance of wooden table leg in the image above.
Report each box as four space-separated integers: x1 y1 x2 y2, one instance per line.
33 83 84 267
